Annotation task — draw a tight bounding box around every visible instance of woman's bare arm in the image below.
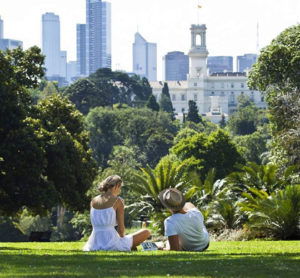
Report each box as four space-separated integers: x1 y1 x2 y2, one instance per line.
115 198 125 237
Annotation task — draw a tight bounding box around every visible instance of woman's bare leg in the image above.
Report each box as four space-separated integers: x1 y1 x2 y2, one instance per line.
131 229 150 250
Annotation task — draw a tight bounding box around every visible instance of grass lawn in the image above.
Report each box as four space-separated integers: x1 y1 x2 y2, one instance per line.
0 241 299 277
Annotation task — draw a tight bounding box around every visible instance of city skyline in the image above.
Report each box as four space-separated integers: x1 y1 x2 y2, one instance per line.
0 0 299 79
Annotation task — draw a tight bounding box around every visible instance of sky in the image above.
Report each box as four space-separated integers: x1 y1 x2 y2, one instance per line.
0 0 299 79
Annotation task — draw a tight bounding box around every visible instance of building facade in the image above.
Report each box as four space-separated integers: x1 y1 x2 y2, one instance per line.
86 0 111 75
133 32 157 81
207 56 233 74
42 12 62 77
150 25 265 123
237 53 258 72
163 51 189 81
0 16 23 51
76 24 86 76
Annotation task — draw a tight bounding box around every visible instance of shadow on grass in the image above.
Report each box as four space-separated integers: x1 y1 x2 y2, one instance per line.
0 252 300 278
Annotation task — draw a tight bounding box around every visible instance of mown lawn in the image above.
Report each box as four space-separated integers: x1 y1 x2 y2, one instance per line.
0 241 299 277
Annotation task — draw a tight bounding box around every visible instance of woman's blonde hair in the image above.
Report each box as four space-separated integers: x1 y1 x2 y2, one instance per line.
98 175 123 192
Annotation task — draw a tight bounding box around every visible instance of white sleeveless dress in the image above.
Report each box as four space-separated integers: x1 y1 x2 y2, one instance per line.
82 206 133 251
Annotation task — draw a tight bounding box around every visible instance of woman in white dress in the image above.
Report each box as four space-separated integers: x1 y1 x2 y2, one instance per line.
83 175 150 251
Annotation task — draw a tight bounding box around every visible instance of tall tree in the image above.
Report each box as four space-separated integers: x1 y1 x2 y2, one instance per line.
171 129 243 180
159 82 174 118
0 47 97 215
146 94 159 111
187 100 202 123
64 78 104 115
248 24 300 167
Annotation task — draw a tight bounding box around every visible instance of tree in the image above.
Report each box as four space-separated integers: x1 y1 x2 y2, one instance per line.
159 82 174 118
0 47 97 215
234 130 269 164
187 100 202 123
227 95 262 135
0 47 47 215
131 159 195 234
88 68 154 107
219 114 226 128
86 107 179 168
146 94 159 111
171 129 243 180
63 78 104 115
35 95 97 211
248 24 300 167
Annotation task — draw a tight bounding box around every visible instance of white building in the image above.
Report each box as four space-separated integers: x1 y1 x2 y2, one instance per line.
133 32 157 81
150 24 265 123
0 16 23 52
42 13 61 77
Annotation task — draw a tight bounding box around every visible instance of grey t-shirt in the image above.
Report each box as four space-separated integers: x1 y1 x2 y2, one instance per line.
164 208 209 251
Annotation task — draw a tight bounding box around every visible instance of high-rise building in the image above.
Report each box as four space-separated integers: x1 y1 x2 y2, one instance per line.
67 61 78 84
0 39 23 51
132 32 157 81
163 51 189 81
86 0 111 75
59 51 67 78
237 53 258 72
207 56 233 74
42 12 61 77
0 16 3 39
0 16 23 51
76 24 86 76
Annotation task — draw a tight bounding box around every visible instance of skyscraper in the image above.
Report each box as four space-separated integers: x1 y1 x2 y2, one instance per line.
0 16 3 39
0 16 23 51
42 12 61 77
132 32 157 81
163 51 189 81
86 0 111 75
207 56 233 74
237 53 258 72
77 24 86 76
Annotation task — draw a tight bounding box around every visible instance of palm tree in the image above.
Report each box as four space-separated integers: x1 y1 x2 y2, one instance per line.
225 162 297 195
239 185 300 239
129 160 194 234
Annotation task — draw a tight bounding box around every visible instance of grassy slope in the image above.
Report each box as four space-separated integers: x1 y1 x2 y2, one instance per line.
0 241 299 278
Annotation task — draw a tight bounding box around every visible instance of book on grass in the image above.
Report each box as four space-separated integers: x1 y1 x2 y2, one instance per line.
141 242 158 251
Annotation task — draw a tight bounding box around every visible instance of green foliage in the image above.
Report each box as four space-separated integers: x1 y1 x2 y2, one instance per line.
219 114 226 128
225 162 297 195
130 159 193 234
209 198 243 230
187 100 202 124
234 130 269 164
35 95 98 211
172 129 243 180
240 185 300 239
227 96 263 135
88 68 153 108
146 94 159 111
248 24 300 167
0 217 27 242
63 78 104 115
159 82 174 118
248 24 300 92
0 46 97 216
86 106 178 168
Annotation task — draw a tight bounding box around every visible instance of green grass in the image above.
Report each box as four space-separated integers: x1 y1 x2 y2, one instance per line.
0 241 299 277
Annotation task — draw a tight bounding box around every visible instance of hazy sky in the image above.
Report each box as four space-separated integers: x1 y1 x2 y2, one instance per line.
0 0 299 79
